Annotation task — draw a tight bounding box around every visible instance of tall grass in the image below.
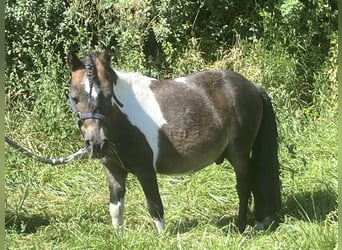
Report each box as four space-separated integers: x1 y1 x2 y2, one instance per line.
5 112 337 249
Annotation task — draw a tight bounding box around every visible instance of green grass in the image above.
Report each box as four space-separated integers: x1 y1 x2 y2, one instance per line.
5 105 337 249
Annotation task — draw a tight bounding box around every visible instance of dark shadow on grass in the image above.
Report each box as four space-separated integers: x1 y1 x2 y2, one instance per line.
168 187 338 235
215 211 281 234
169 218 199 234
6 208 109 235
281 187 337 222
213 215 240 233
169 215 239 235
5 211 50 234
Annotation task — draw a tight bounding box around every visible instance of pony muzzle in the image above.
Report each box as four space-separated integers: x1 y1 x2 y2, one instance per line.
80 118 109 159
84 138 109 158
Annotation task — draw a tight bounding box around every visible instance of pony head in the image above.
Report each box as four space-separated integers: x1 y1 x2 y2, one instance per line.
67 49 117 158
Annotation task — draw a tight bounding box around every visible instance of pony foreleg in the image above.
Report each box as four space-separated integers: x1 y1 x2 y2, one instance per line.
137 172 165 233
103 165 127 230
109 199 124 229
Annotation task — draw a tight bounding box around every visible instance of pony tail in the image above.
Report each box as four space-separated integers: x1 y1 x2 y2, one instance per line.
251 87 281 223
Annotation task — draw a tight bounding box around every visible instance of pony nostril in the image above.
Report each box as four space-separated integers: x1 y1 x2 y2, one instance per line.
85 140 91 148
101 140 109 150
84 138 107 158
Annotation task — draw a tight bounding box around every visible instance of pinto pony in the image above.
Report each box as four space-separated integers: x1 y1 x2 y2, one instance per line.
67 49 281 233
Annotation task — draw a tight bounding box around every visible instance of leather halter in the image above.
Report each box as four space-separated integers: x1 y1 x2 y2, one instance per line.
69 95 109 126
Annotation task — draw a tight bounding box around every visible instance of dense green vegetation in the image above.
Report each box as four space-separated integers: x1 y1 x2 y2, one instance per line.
5 0 337 249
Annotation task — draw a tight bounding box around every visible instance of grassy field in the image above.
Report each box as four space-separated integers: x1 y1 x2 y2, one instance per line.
5 92 337 249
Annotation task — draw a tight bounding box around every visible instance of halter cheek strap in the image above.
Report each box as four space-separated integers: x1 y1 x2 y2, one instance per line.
69 96 109 126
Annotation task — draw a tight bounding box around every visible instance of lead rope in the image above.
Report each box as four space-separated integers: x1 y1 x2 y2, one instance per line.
5 136 87 166
5 136 128 171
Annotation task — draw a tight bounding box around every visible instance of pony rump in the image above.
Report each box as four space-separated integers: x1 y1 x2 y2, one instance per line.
251 86 281 225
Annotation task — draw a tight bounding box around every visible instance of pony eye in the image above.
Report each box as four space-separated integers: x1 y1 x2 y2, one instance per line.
71 97 79 104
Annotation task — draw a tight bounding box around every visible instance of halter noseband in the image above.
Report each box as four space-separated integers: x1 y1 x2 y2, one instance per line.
74 111 109 126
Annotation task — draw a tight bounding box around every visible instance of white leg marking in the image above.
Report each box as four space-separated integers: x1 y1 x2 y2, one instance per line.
109 200 124 229
254 216 271 231
113 71 167 170
153 217 165 233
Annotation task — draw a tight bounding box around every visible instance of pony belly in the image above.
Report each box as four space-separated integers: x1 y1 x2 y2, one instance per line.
155 137 228 175
156 159 210 175
156 152 223 175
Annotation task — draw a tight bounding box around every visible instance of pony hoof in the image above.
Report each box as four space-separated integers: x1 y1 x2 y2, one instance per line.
237 220 247 233
153 217 165 233
254 216 271 231
112 222 124 231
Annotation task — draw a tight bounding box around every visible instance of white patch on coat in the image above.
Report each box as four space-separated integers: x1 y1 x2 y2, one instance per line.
109 200 124 229
153 217 165 233
84 77 100 99
112 70 167 170
174 77 187 83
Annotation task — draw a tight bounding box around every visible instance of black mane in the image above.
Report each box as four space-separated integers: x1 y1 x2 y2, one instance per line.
83 51 100 98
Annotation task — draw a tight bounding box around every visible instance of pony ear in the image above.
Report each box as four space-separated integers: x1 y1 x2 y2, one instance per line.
67 52 85 71
102 47 112 64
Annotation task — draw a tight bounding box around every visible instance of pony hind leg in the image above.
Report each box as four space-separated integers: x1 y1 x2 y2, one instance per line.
226 146 252 233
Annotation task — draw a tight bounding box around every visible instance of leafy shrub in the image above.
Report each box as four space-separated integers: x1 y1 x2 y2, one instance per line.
259 0 338 107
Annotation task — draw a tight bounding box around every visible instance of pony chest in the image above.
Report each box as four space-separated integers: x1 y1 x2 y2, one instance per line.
114 83 167 169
